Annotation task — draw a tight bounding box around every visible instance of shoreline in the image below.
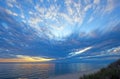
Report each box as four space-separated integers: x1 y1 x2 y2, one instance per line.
47 69 99 79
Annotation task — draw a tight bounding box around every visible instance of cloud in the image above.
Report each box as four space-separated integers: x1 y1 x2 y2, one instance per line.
93 0 100 4
79 46 120 59
84 4 92 12
5 9 18 16
5 0 118 42
23 0 88 41
79 54 109 59
69 46 93 57
7 2 13 8
16 55 55 61
100 0 119 16
87 16 94 23
0 55 55 62
0 0 120 60
79 55 120 60
84 0 91 4
105 0 115 12
101 46 120 55
6 0 17 8
112 47 120 53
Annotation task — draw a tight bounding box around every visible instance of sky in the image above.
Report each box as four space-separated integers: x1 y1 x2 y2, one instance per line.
0 0 120 62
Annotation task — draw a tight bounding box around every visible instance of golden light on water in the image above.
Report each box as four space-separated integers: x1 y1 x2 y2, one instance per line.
0 55 55 62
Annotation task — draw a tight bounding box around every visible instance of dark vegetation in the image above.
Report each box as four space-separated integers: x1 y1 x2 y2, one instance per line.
80 59 120 79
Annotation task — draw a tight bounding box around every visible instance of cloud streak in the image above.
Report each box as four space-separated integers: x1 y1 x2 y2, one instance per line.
0 55 55 62
69 46 93 57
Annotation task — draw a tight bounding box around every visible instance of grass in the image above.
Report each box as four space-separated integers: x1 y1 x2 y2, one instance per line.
80 59 120 79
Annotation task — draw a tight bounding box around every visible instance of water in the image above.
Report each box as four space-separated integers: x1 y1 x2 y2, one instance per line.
0 62 109 79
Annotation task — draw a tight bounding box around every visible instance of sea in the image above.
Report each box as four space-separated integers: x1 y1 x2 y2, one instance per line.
0 61 114 79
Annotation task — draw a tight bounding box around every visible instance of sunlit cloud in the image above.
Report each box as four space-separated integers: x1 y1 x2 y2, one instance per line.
0 55 55 62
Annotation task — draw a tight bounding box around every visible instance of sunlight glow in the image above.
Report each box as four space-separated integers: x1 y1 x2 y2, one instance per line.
0 55 55 62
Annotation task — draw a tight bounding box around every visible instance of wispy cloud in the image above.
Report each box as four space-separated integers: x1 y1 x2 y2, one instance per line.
78 46 120 59
105 0 116 12
0 0 120 59
93 0 100 4
69 46 93 57
87 16 94 23
101 46 120 55
2 0 119 41
5 9 18 16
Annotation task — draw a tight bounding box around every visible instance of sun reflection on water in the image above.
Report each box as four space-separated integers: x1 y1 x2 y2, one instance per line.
0 62 108 79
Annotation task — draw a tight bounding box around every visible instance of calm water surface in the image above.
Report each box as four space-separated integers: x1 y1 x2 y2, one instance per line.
0 62 110 79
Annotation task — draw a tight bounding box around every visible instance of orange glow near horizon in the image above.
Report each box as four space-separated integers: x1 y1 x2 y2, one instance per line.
0 55 55 62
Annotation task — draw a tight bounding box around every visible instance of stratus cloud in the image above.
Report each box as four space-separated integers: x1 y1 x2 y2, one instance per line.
0 55 55 62
79 54 108 59
69 46 93 57
79 54 120 60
